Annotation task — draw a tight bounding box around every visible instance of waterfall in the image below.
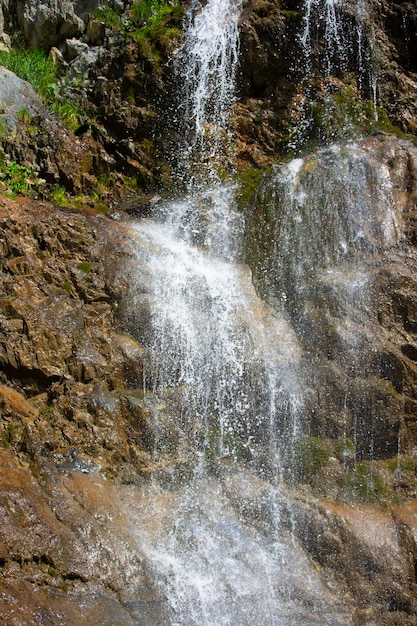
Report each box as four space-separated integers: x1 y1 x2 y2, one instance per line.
122 0 377 623
175 0 242 185
299 0 372 82
291 0 379 148
129 0 305 478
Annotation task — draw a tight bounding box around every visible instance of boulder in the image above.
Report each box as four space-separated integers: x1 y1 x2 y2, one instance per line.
16 1 85 51
0 67 44 128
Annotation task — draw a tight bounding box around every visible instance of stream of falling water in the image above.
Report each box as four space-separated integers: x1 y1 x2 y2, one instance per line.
125 0 374 623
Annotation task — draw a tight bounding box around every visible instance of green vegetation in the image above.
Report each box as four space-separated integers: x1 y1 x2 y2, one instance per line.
131 0 184 35
94 1 184 65
340 461 399 506
93 5 123 30
292 434 412 506
1 430 10 449
38 402 54 420
49 185 110 214
131 0 184 64
0 153 37 196
77 261 92 273
237 168 265 204
0 48 82 130
62 281 72 295
0 48 57 101
294 436 332 482
310 85 416 144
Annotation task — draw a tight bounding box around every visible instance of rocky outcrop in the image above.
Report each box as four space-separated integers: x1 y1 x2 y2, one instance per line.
1 0 416 196
233 0 417 168
16 0 86 50
0 195 156 482
242 137 417 479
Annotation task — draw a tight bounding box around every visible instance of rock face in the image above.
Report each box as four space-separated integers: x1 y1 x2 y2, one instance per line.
242 137 417 467
16 0 85 50
0 67 42 119
1 0 417 624
0 195 156 484
233 0 417 167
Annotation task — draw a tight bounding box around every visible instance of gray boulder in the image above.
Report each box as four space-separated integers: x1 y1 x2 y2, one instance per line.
0 67 44 128
16 1 86 50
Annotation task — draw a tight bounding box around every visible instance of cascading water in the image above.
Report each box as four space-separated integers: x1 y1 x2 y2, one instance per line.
291 0 379 149
122 0 398 623
299 0 373 85
174 0 242 185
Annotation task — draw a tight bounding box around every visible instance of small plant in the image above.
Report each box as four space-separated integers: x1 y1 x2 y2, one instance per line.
131 0 183 31
50 100 81 133
93 5 123 30
130 0 184 62
17 108 32 123
50 186 70 207
39 402 54 420
1 430 10 449
0 153 36 195
62 281 72 295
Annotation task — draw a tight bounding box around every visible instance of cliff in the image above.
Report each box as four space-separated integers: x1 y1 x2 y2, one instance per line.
1 1 417 624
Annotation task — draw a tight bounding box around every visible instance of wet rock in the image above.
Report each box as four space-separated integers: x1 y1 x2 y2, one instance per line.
0 194 154 482
242 137 417 462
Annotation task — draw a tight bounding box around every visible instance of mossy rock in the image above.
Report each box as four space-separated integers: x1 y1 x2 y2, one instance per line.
293 436 332 482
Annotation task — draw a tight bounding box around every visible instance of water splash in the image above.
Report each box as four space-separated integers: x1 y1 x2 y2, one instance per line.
300 0 348 76
131 192 303 476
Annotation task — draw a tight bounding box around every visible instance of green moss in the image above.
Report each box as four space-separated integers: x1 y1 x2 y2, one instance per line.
333 438 355 461
309 85 416 144
236 168 268 212
197 426 244 462
94 1 184 65
49 186 110 214
77 261 92 273
294 436 331 482
387 455 417 474
336 461 400 506
1 431 10 449
281 10 299 19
